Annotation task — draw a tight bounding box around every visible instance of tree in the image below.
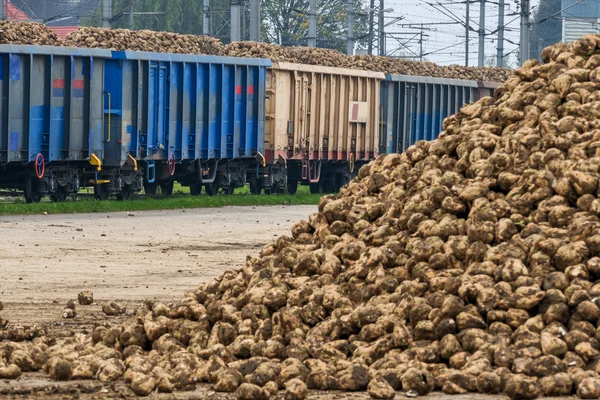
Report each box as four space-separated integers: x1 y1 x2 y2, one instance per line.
261 0 369 52
82 0 367 52
484 53 518 68
82 0 229 36
530 0 562 60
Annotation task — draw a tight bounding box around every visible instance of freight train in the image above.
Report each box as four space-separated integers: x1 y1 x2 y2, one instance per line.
0 44 498 202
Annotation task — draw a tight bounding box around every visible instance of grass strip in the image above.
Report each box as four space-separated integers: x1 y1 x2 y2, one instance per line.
0 190 321 216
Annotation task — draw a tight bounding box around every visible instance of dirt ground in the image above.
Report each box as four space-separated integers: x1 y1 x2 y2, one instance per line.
0 205 550 399
0 205 316 320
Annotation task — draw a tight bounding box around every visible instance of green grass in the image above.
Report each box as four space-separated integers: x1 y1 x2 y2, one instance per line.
0 185 321 216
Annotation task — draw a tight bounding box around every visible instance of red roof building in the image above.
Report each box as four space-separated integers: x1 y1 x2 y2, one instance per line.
6 1 28 21
3 1 78 39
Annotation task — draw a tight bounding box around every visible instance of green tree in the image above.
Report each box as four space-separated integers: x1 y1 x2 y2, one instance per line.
261 0 369 52
530 0 562 60
82 0 228 36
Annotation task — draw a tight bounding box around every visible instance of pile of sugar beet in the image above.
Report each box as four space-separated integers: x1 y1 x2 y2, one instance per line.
6 33 600 399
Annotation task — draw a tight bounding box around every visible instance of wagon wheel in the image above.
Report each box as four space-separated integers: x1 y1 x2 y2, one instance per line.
24 178 43 203
144 182 158 196
287 180 298 195
249 175 261 195
205 182 218 196
159 180 174 197
117 184 133 201
94 184 110 201
51 187 69 203
190 184 201 196
309 183 321 194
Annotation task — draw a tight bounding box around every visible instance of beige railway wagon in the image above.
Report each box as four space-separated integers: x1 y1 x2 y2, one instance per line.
258 62 386 194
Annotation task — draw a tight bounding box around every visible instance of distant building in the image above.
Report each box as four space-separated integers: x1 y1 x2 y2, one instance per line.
562 0 600 43
3 0 99 38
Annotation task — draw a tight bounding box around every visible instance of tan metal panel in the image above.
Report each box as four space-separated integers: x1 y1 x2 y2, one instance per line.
268 64 383 163
318 74 326 160
338 75 347 160
327 75 336 159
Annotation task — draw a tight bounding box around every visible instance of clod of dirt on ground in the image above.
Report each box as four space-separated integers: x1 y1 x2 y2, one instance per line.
78 291 93 306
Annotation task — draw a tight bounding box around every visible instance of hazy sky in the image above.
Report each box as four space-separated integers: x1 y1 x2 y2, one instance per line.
378 0 541 66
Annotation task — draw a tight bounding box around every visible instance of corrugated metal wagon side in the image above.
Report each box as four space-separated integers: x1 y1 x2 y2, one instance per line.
102 50 271 198
261 62 385 194
0 44 111 203
380 74 500 154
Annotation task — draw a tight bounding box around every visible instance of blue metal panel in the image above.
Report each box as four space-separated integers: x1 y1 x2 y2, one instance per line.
168 61 182 160
562 0 600 18
256 66 266 155
233 65 242 159
157 63 168 156
208 64 221 159
382 73 497 154
246 66 256 157
0 46 109 166
49 106 65 160
197 64 208 160
147 62 157 157
100 49 270 167
222 64 233 159
182 62 194 160
29 106 47 157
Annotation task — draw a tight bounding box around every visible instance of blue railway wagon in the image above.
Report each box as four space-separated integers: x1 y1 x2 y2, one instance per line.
380 74 499 154
0 45 111 203
100 51 271 199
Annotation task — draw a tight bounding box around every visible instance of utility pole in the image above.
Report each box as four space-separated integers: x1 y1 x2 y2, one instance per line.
102 0 112 28
519 0 530 64
308 0 317 47
497 0 504 66
129 0 134 30
368 0 375 54
465 0 469 66
0 0 4 20
203 0 211 35
419 24 424 61
347 0 354 55
478 0 485 67
379 0 385 56
249 0 260 42
230 0 241 42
